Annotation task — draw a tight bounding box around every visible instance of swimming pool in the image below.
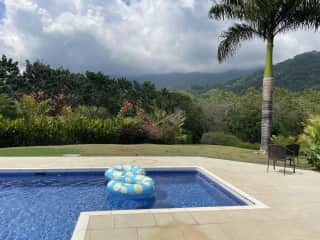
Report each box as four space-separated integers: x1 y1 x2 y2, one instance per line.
0 169 249 240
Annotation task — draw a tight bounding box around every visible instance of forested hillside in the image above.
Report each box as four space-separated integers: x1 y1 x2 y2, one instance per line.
1 54 320 149
133 69 254 90
131 51 320 92
222 51 320 93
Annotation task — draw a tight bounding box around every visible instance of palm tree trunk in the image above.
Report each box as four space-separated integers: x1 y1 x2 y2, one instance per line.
260 40 273 154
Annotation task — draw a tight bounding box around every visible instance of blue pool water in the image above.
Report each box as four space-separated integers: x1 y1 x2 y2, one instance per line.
0 170 247 240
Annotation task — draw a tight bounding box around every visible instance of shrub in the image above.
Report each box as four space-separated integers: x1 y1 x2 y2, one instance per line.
271 135 297 146
299 116 320 169
0 98 188 147
0 114 122 147
79 106 111 119
303 146 320 170
200 131 259 149
200 132 242 146
117 117 145 144
0 94 17 119
174 133 193 144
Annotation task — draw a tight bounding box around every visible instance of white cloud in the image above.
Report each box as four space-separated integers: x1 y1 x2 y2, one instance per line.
0 0 320 76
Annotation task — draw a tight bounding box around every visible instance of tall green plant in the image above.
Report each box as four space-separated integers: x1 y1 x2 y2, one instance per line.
209 0 320 153
299 116 320 169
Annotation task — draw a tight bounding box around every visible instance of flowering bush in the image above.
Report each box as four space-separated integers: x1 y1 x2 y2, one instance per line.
138 108 187 144
120 102 138 117
16 91 73 117
118 102 188 144
0 99 189 147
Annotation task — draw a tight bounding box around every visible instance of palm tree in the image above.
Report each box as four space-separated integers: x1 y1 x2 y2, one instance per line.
209 0 320 153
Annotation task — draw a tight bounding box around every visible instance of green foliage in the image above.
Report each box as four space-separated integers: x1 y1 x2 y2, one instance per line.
138 51 320 93
299 116 320 148
222 51 320 93
303 146 320 170
200 132 242 146
117 117 145 144
16 95 50 121
0 93 189 147
200 89 261 143
0 55 21 94
1 54 320 149
174 133 193 144
271 135 297 146
209 1 320 62
299 116 320 169
0 55 205 143
0 94 17 118
200 131 259 150
79 106 111 119
199 88 320 144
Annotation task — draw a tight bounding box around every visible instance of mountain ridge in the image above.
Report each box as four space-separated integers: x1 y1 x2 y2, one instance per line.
132 51 320 92
222 51 320 93
132 69 257 90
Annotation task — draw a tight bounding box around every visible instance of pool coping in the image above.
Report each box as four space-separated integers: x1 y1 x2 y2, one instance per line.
0 165 269 240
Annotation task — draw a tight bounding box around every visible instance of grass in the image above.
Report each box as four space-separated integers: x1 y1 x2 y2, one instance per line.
0 144 313 169
0 146 80 157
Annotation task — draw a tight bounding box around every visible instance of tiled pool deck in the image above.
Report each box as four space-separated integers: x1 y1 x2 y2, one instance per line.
1 156 320 240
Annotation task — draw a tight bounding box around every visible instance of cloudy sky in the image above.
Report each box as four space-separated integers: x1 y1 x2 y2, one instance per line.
0 0 320 76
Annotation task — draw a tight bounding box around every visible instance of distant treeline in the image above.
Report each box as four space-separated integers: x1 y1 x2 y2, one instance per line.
0 55 203 143
1 54 320 147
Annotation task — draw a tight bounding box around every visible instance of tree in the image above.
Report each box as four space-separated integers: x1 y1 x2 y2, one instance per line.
0 55 21 95
0 93 17 118
23 60 73 97
209 0 320 153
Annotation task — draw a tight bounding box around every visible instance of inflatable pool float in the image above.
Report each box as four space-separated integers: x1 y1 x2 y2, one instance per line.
107 178 155 199
105 165 155 199
105 165 145 182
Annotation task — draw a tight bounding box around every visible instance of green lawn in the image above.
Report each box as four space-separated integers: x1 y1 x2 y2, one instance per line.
0 144 312 169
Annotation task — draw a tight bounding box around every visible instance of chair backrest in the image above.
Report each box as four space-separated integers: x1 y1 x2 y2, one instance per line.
286 144 300 157
268 145 287 161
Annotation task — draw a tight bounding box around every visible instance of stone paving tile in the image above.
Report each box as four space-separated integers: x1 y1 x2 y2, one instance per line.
181 224 232 240
114 213 155 228
153 213 175 226
225 209 273 222
153 212 197 226
170 212 197 225
218 221 268 240
258 220 318 240
190 211 230 224
138 227 184 240
87 228 138 240
87 215 113 230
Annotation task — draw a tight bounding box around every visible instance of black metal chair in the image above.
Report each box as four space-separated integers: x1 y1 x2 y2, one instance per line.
267 144 295 175
286 144 300 166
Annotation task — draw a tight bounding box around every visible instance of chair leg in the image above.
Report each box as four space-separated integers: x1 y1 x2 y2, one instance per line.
293 159 296 174
284 160 286 175
273 160 276 170
267 157 270 172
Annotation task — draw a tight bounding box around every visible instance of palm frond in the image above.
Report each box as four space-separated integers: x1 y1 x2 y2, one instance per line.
275 0 320 34
211 0 320 63
217 23 257 62
209 0 247 20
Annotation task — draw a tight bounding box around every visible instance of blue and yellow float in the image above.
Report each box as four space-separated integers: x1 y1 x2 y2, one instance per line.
105 165 155 199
